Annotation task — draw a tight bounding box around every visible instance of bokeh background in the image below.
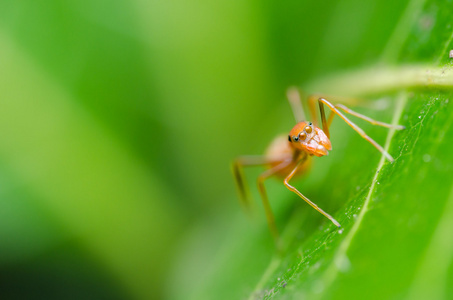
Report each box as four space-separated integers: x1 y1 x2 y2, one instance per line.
1 0 452 299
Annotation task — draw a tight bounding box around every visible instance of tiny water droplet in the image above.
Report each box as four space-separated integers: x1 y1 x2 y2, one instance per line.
423 154 431 162
353 214 358 218
335 254 351 272
377 182 380 185
278 277 281 281
418 116 421 119
313 280 324 294
338 229 344 234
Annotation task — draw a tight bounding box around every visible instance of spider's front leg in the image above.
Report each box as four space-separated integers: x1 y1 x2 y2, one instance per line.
316 97 404 163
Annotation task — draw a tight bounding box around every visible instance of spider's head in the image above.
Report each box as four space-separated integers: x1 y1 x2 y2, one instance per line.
288 121 332 157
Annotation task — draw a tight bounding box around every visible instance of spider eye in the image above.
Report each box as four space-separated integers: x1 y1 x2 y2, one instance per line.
305 125 312 133
299 132 307 140
293 136 299 142
288 135 291 142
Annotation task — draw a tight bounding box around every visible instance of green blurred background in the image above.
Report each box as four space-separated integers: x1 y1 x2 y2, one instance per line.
1 0 450 299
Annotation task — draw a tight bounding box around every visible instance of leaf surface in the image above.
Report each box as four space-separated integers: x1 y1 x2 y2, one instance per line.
170 0 453 299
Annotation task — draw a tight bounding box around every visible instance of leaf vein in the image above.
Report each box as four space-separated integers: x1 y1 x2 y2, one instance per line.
316 91 408 297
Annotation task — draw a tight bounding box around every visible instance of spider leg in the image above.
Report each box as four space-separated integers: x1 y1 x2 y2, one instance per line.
256 159 293 242
286 87 306 122
233 156 275 216
284 157 341 227
328 103 405 130
318 97 399 162
308 95 320 127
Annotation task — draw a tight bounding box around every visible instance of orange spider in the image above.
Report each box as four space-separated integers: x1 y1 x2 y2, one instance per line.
233 88 404 241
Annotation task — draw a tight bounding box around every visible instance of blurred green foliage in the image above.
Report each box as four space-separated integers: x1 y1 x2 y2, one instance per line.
0 0 452 299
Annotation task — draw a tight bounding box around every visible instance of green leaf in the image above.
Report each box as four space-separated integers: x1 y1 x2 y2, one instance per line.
170 0 453 299
1 0 452 299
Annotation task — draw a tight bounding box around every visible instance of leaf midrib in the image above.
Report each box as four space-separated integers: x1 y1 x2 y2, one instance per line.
316 91 408 296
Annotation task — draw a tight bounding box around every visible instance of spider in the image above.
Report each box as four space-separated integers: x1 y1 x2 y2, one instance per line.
233 88 404 241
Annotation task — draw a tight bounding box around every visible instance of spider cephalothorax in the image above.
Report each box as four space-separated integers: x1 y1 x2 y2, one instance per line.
288 121 332 157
